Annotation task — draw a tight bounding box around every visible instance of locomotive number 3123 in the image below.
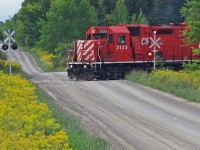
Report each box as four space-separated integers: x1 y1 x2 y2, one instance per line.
116 45 128 50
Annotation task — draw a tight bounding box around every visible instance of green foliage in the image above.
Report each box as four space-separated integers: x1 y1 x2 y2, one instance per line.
37 0 74 51
149 0 185 25
53 42 71 71
181 0 200 50
155 55 164 68
0 51 7 60
98 0 106 25
73 0 99 38
131 9 148 24
1 19 16 42
38 0 99 52
126 70 200 102
0 22 4 40
0 60 22 74
125 0 154 17
183 61 200 72
106 0 128 25
16 0 50 46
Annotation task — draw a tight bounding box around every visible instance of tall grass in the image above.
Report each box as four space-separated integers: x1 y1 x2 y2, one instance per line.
126 69 200 102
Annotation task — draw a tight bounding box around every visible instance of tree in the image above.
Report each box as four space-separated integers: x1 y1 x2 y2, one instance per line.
1 18 17 42
181 0 200 53
125 0 153 17
106 0 129 25
131 9 148 24
38 0 99 52
149 0 170 25
16 0 50 46
104 0 117 14
73 0 99 39
169 0 185 24
38 0 77 51
149 0 185 25
98 0 106 25
0 22 4 41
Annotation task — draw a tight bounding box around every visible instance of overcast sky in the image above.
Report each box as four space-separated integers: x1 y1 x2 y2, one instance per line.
0 0 24 22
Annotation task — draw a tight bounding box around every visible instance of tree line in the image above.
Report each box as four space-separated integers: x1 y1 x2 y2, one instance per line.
0 0 199 66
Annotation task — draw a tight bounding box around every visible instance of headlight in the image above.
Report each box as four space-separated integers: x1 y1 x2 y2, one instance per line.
84 65 87 68
70 65 73 68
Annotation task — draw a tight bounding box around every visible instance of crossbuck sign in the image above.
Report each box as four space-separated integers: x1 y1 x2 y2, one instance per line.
4 29 16 43
149 36 161 52
150 31 161 69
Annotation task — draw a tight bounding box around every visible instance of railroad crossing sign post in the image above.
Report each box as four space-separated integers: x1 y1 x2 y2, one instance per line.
150 31 161 70
3 29 16 74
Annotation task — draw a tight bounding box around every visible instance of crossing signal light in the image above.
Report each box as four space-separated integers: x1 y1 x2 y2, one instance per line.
2 44 8 50
11 44 18 50
147 51 153 57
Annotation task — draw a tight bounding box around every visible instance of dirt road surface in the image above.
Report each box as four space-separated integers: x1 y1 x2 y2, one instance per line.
9 50 200 150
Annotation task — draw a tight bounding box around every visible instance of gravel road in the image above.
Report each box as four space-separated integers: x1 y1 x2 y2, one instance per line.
9 50 200 150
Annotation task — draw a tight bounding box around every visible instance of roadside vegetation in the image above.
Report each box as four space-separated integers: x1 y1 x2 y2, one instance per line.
0 52 108 149
0 71 72 149
126 62 200 102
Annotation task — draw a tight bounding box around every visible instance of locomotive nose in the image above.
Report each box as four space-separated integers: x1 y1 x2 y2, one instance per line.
77 40 96 62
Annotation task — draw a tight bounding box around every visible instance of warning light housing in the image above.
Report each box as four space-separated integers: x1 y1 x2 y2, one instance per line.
2 44 8 50
11 44 18 50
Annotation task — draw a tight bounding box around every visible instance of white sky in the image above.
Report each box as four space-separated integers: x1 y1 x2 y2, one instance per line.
0 0 24 22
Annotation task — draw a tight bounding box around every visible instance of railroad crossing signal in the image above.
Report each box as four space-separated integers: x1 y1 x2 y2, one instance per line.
150 31 161 70
3 29 17 74
3 29 17 50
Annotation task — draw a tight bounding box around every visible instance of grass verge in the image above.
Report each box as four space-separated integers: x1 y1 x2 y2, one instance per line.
126 70 200 103
35 86 108 150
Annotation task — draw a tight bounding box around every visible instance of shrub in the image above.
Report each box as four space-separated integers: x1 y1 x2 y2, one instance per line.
0 60 22 73
183 61 200 71
0 51 7 60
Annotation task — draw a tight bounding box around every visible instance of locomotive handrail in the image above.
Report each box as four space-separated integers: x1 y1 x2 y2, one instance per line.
98 45 103 68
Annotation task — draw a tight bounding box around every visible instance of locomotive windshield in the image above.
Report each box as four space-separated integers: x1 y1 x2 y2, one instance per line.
93 33 99 39
100 33 107 39
92 33 107 40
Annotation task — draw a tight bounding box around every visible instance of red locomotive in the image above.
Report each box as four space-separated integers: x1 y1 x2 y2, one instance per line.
67 23 200 80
